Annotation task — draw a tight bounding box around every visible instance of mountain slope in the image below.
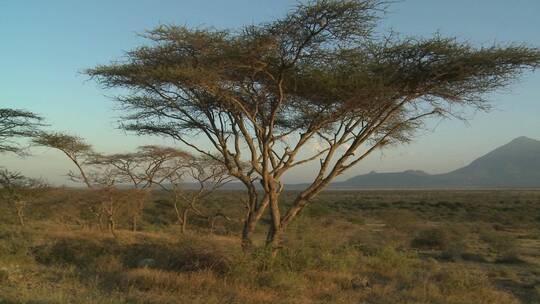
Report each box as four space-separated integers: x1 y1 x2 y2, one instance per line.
337 170 433 188
333 137 540 188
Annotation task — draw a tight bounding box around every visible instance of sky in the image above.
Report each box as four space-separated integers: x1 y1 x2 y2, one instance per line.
1 0 539 185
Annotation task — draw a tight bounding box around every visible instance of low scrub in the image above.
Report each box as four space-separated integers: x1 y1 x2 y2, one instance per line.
411 228 450 250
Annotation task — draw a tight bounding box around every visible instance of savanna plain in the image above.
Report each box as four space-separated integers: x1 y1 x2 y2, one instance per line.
1 189 539 304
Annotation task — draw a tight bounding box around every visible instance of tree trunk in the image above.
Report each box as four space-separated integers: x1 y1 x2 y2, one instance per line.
98 212 105 231
265 193 282 256
241 194 270 251
209 213 230 233
133 194 147 232
265 225 283 257
16 206 25 227
69 156 93 189
75 219 85 229
131 215 137 232
173 200 184 225
241 218 258 249
181 208 189 234
266 191 317 257
108 216 117 238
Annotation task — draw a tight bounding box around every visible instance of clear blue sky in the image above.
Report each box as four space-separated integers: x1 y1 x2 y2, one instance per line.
1 0 539 184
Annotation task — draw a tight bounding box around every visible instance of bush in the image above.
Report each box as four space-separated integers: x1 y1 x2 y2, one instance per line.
0 268 8 284
255 270 308 292
121 237 233 274
381 210 420 232
119 268 217 292
89 254 124 273
494 253 525 264
32 237 114 269
460 252 488 263
479 229 518 254
411 228 449 250
363 246 420 283
0 226 33 258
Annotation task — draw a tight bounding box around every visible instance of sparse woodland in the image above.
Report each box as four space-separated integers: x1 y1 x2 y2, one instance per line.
1 1 540 303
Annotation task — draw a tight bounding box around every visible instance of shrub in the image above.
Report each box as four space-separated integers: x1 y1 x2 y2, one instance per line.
494 253 525 264
255 270 308 291
119 268 217 292
460 252 487 263
479 229 518 254
32 237 114 269
0 268 8 283
89 254 124 273
380 210 420 232
363 246 420 283
411 228 449 250
121 236 233 274
0 226 33 258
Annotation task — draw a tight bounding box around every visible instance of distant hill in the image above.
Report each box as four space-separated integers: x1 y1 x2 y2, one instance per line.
332 136 540 189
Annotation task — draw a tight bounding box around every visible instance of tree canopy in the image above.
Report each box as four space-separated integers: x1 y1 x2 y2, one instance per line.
0 108 44 154
87 0 540 250
33 132 96 188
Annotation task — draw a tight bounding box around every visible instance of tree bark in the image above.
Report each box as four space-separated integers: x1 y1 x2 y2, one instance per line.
181 208 189 234
266 225 283 257
265 193 283 256
105 199 117 238
264 184 318 256
209 213 231 234
173 200 183 225
241 219 256 249
131 215 137 232
108 216 117 238
241 193 269 251
16 205 25 227
97 212 104 231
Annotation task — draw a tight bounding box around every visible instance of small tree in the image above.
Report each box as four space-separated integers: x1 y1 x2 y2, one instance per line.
33 132 126 234
88 0 540 251
96 145 190 231
0 168 48 226
82 166 124 237
97 171 121 237
0 108 44 154
156 155 232 233
32 132 96 188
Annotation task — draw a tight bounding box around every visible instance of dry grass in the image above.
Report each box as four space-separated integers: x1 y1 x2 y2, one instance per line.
1 189 539 303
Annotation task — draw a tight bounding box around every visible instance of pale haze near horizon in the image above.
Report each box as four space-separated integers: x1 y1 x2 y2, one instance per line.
1 0 539 185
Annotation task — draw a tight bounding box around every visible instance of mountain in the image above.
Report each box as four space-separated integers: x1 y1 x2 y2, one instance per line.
335 170 433 188
333 136 540 188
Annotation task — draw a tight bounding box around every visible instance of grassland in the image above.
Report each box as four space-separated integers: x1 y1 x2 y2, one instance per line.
0 189 539 303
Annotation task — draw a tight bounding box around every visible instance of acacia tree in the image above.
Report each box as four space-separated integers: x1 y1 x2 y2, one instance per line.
32 131 124 233
0 169 48 226
97 145 231 234
32 132 96 188
96 145 190 231
87 0 540 250
61 158 130 237
0 108 44 154
156 155 232 233
90 168 123 237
